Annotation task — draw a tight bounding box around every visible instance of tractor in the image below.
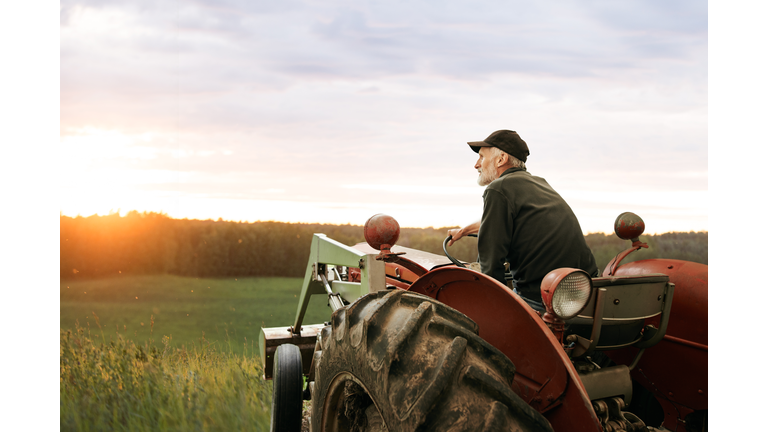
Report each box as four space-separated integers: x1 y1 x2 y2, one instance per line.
259 212 708 432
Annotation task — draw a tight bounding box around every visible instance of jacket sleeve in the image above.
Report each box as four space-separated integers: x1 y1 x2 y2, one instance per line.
479 188 513 285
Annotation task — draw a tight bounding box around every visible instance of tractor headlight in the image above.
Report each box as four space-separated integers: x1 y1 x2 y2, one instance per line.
541 269 593 320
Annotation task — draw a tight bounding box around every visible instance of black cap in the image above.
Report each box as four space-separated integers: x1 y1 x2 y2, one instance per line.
468 130 529 162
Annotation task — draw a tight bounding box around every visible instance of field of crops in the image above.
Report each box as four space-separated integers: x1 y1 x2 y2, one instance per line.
60 274 329 431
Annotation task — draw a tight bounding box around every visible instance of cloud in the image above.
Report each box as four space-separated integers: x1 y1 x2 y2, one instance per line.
61 1 707 90
60 0 707 230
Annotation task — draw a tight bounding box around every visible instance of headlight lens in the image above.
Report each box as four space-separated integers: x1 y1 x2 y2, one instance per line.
552 272 592 319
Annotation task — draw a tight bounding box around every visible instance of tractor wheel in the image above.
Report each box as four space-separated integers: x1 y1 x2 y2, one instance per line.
271 343 304 432
310 289 553 432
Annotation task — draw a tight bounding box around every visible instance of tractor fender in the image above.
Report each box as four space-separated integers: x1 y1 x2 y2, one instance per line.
408 267 601 432
613 259 707 347
608 259 708 431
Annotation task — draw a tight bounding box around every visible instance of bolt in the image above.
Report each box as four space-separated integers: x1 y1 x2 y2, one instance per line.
698 389 704 394
658 295 662 301
668 265 674 269
613 299 620 305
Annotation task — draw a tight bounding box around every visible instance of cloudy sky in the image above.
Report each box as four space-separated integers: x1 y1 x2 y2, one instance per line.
59 0 708 233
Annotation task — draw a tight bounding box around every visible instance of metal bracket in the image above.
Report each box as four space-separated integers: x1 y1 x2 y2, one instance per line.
292 234 385 333
605 241 649 276
634 283 675 349
592 397 647 432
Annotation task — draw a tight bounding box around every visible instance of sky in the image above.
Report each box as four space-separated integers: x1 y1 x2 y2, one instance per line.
59 0 708 234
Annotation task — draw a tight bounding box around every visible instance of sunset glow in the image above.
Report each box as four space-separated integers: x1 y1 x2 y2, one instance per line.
60 1 708 234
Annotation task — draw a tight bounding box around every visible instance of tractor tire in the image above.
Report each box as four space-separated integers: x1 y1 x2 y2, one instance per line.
271 343 304 432
310 289 553 432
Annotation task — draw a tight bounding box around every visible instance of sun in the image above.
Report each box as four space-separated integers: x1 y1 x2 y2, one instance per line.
59 127 167 218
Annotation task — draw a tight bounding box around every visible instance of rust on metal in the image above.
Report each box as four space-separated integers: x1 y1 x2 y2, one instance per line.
614 212 646 241
363 213 400 250
363 214 405 262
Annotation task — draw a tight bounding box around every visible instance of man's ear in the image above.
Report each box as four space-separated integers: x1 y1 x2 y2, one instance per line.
497 152 509 167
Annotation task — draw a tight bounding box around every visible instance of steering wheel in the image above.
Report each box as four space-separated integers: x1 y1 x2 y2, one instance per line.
443 234 478 268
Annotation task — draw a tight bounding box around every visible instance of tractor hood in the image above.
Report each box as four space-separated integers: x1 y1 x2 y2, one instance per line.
352 242 455 271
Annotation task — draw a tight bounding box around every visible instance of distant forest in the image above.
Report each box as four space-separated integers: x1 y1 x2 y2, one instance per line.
60 212 707 280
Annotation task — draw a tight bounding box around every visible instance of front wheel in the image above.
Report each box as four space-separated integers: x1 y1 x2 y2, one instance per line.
271 343 304 432
311 289 553 432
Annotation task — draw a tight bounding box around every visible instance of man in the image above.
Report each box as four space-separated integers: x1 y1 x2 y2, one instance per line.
448 129 598 308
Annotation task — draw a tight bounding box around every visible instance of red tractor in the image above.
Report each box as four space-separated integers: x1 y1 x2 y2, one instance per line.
260 212 707 432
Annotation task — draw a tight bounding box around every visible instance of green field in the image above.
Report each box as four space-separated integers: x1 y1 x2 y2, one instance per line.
60 326 274 431
60 275 331 430
60 274 333 355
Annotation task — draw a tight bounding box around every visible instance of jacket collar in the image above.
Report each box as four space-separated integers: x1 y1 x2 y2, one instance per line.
498 167 526 178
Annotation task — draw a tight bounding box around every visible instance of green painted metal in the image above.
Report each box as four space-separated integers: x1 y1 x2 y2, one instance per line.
291 234 385 333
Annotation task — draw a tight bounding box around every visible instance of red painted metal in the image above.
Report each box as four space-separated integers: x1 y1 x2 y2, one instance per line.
539 268 583 344
350 242 431 288
605 258 708 431
540 267 593 318
383 262 423 284
408 267 602 432
348 258 426 289
540 268 572 308
354 213 706 431
614 212 646 240
663 334 707 351
363 213 402 260
604 241 649 276
606 212 650 276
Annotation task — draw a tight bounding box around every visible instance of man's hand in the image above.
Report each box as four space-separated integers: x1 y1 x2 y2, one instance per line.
447 221 480 246
447 228 464 246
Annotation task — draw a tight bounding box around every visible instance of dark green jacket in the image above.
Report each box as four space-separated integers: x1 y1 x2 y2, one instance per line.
479 168 598 301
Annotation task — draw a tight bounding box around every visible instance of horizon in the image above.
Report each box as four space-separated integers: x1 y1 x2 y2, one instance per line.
59 208 708 236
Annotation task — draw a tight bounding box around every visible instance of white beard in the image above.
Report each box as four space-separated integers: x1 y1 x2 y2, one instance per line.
477 165 497 186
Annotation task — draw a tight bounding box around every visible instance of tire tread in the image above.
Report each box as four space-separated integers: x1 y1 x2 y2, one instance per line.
312 290 553 432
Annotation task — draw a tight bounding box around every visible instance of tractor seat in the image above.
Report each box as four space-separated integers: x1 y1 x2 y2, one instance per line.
565 273 673 352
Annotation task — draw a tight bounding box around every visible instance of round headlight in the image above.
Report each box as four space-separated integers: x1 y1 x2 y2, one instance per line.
551 272 592 319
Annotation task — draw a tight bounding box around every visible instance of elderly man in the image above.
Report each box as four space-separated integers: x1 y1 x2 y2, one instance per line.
448 129 598 308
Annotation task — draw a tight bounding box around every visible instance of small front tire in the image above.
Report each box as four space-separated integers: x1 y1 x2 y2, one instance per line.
271 343 304 432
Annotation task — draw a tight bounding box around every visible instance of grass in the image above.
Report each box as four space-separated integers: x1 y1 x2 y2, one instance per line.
60 274 334 355
60 324 273 431
60 274 334 431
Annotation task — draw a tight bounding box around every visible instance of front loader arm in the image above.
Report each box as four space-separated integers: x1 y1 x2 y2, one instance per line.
292 234 386 334
260 234 386 379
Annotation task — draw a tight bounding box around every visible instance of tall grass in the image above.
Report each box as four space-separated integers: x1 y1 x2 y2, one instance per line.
60 322 272 431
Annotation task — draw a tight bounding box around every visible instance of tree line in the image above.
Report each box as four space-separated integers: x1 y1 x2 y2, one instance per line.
60 211 707 280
